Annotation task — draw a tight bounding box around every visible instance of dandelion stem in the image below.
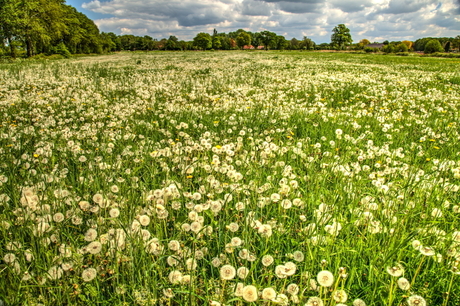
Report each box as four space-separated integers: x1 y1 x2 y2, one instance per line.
410 256 425 287
442 272 455 306
388 277 395 306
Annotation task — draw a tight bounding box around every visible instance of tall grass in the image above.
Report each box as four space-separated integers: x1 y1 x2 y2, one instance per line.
0 51 459 305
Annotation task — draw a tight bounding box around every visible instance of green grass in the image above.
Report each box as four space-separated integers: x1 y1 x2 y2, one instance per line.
0 51 459 306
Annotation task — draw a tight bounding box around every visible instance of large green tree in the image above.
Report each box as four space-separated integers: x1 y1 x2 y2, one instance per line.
193 32 212 50
236 31 251 49
259 31 277 50
0 0 21 57
275 35 288 50
0 0 105 57
1 0 67 57
301 36 316 50
424 39 444 54
331 24 353 50
212 36 222 50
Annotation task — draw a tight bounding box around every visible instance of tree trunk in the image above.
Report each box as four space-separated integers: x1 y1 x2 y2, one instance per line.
7 37 16 58
26 36 33 57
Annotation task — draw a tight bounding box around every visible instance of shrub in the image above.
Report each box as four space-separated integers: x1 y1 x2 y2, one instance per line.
364 47 375 53
396 43 408 52
424 39 444 54
383 44 395 53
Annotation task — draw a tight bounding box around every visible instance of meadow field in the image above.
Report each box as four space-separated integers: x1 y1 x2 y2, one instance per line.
0 51 459 306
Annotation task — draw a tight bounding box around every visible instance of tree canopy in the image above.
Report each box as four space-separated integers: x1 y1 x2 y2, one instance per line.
424 39 444 54
236 32 251 49
0 0 109 57
1 5 457 58
331 24 353 50
193 32 212 50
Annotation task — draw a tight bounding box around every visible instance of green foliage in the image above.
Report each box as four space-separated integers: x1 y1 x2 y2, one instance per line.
53 42 71 58
258 31 277 50
364 47 377 53
0 52 459 305
383 44 395 53
236 31 251 49
212 36 222 50
414 37 455 52
0 0 107 57
331 24 353 50
395 43 409 52
424 39 444 54
275 35 288 50
193 32 212 50
301 36 316 50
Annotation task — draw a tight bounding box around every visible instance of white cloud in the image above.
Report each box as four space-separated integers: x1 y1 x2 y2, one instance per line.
81 0 460 42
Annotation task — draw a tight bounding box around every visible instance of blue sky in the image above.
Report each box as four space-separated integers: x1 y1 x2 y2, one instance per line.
65 0 460 43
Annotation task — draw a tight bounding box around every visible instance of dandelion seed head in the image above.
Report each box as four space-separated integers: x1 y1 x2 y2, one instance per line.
242 285 258 302
407 295 426 306
262 254 274 267
262 287 277 300
220 264 236 280
317 270 334 287
305 296 324 306
82 267 97 282
386 264 404 277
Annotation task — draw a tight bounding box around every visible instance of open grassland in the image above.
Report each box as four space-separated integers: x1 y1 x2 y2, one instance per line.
0 51 459 306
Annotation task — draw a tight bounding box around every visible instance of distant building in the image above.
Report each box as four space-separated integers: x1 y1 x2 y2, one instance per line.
243 45 265 50
366 43 384 49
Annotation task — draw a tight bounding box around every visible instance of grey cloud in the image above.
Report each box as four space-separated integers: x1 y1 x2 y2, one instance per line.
256 0 324 13
430 8 460 29
328 0 373 13
261 0 322 3
379 0 437 14
240 0 272 16
83 0 230 27
277 2 322 13
83 0 460 43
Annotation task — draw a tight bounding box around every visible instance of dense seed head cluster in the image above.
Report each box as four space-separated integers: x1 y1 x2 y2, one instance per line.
0 52 458 305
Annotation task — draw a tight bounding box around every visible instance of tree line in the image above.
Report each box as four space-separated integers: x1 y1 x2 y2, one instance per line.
0 0 107 57
1 1 458 58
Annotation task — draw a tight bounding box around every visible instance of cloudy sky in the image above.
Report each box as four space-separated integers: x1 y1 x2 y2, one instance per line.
66 0 460 43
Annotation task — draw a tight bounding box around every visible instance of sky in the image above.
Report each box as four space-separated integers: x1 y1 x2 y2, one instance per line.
65 0 460 43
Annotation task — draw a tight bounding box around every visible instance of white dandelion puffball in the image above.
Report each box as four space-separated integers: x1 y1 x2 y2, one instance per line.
397 277 410 290
386 264 404 277
262 287 277 300
286 283 299 295
305 296 324 306
168 270 183 284
237 266 249 279
317 270 334 287
220 264 236 280
407 295 426 306
82 267 97 282
353 298 367 306
47 266 63 280
262 255 274 267
84 228 98 241
3 253 16 264
332 289 348 303
139 215 150 226
242 285 258 302
86 241 102 255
